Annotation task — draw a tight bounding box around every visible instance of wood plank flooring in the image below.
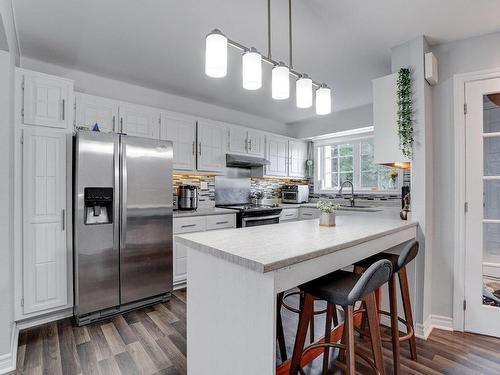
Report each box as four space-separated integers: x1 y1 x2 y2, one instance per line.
9 288 500 375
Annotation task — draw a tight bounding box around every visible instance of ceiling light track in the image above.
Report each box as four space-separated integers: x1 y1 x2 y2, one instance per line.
205 0 332 115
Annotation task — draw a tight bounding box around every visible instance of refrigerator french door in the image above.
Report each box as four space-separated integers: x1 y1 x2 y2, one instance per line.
74 131 173 324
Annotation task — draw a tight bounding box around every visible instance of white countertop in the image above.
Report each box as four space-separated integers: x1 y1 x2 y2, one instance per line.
176 214 418 273
173 207 237 218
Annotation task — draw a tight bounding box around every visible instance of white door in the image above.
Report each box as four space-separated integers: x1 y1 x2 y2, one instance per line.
119 104 160 139
465 78 500 337
197 121 227 172
75 93 119 132
228 127 248 155
162 113 196 171
265 136 288 176
289 141 308 178
22 128 67 314
247 130 265 157
23 73 71 129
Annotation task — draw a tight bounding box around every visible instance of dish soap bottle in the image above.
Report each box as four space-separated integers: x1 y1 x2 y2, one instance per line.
400 194 411 221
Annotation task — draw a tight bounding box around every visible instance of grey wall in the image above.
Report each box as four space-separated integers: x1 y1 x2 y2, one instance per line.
0 0 19 360
287 104 373 139
20 57 294 137
431 31 500 318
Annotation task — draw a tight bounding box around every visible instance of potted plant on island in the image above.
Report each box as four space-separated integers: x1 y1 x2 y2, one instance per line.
316 200 340 227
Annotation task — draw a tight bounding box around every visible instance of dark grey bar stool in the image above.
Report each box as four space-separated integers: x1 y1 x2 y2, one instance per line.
354 240 419 375
289 259 393 375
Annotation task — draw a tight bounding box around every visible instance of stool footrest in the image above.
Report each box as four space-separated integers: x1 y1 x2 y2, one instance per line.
282 291 328 315
354 309 414 343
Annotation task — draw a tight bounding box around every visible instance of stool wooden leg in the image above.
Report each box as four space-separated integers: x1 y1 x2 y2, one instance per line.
290 293 314 375
399 267 418 360
322 303 334 375
276 292 287 362
343 305 356 374
332 304 339 327
388 273 401 375
365 292 385 375
310 308 315 344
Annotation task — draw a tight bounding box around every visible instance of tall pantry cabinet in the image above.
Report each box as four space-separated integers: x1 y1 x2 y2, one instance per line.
14 68 74 321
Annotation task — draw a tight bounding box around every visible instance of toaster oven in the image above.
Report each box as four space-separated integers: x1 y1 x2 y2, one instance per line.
281 185 309 203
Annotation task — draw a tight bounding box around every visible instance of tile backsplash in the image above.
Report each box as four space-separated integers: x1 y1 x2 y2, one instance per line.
250 177 309 199
173 174 215 208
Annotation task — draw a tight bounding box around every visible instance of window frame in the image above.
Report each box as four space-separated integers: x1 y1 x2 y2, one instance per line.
314 134 404 195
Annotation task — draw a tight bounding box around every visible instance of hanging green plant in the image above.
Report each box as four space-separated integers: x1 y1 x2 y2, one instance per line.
396 67 413 159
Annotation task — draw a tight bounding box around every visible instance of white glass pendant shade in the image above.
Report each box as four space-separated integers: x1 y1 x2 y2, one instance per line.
242 49 262 90
205 29 228 78
272 64 290 100
296 76 313 108
316 86 332 115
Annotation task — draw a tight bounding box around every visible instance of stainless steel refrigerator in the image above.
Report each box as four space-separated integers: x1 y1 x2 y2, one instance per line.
73 131 173 325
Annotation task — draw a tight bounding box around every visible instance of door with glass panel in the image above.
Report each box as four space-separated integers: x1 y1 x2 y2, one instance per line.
465 78 500 337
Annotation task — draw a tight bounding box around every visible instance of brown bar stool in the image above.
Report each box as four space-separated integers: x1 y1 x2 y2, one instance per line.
354 240 419 375
289 259 393 375
276 291 336 362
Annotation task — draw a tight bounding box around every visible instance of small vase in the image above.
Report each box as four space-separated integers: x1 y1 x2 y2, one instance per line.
319 212 336 227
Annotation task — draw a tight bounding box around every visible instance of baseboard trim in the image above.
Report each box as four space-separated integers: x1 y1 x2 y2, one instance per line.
0 323 18 375
381 314 453 340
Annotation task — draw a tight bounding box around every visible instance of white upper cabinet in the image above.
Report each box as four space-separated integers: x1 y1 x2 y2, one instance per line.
372 73 410 165
265 135 289 177
197 120 227 172
288 140 308 178
161 111 197 171
119 103 161 139
22 128 68 314
247 130 265 157
21 70 73 129
228 127 248 155
75 93 119 132
228 127 265 157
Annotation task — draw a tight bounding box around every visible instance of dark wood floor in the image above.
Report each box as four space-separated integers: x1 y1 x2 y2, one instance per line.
9 289 500 375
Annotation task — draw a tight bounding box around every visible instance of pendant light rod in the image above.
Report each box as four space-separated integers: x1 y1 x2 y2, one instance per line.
268 0 272 59
289 0 293 69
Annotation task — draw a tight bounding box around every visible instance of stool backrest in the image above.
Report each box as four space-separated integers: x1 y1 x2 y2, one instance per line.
396 240 419 272
348 259 392 303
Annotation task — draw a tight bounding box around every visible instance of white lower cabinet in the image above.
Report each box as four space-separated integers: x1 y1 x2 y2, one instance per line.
299 207 321 220
22 128 68 314
173 213 236 284
280 208 299 221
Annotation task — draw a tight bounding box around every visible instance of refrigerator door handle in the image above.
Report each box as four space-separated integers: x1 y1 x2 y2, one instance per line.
120 137 127 251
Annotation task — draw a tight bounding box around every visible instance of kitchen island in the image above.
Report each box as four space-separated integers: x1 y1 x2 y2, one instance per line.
176 214 418 375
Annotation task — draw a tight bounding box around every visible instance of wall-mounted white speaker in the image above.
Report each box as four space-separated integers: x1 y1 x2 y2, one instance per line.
425 52 438 86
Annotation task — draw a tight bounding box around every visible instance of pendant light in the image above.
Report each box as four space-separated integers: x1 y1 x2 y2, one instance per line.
316 85 332 115
204 0 333 115
205 29 228 78
242 48 262 90
296 74 312 108
272 63 290 100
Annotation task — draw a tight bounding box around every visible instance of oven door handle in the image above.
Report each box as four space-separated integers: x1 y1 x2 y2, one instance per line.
242 214 282 222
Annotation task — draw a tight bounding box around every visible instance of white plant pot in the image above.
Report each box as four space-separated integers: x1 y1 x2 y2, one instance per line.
319 212 336 227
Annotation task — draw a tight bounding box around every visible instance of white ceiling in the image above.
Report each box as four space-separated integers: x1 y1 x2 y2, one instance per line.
13 0 500 123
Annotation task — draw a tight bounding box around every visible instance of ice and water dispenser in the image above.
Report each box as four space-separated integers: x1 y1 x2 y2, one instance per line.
84 187 113 225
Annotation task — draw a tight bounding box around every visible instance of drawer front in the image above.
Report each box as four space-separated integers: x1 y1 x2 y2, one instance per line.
173 216 207 234
299 207 320 220
206 214 236 231
280 208 299 221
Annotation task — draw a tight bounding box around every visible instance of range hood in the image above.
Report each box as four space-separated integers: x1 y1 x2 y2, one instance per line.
226 153 271 168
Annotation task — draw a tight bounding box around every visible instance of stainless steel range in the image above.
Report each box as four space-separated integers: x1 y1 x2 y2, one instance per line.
215 173 282 227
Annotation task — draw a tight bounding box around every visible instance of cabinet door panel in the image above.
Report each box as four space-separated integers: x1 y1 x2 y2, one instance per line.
75 93 119 132
289 141 308 178
23 73 71 129
247 130 264 157
228 127 248 155
120 104 160 139
197 121 227 172
162 114 196 171
265 136 288 176
23 129 67 314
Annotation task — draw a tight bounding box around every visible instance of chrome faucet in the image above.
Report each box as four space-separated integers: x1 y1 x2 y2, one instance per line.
339 180 355 207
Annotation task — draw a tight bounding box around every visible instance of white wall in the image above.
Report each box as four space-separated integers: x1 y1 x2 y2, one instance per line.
0 0 18 367
431 31 500 319
287 104 373 139
20 57 293 137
